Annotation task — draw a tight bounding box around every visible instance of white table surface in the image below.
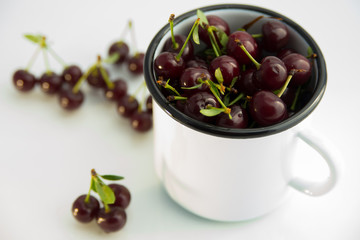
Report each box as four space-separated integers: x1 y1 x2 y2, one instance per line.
1 0 359 239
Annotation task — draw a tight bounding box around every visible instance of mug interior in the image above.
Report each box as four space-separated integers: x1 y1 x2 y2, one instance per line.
144 4 327 138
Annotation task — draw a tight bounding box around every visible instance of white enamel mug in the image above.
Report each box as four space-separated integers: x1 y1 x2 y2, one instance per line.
144 4 341 221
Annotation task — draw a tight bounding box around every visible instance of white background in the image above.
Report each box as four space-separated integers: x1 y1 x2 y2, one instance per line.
0 0 359 239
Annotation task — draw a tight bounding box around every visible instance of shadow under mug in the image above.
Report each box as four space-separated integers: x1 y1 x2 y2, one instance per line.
144 4 341 221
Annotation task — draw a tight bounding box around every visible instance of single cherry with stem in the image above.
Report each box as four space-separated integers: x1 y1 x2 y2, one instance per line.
236 40 287 91
226 31 259 66
162 14 194 61
154 18 200 80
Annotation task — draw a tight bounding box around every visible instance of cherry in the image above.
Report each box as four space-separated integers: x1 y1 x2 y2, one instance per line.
154 51 185 80
183 91 220 122
72 194 100 223
236 68 260 96
253 56 288 91
39 71 63 94
86 67 109 89
198 15 230 46
104 79 127 101
282 53 312 86
117 95 139 118
280 86 296 107
277 48 297 59
185 57 208 69
108 41 129 65
58 83 84 110
249 90 288 126
12 69 37 92
227 31 259 66
62 65 82 86
96 207 127 233
130 111 153 132
162 35 194 61
179 67 211 94
262 20 289 52
108 184 131 209
209 55 240 87
127 52 144 75
216 105 248 128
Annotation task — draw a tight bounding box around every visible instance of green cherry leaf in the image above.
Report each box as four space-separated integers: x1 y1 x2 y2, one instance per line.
196 9 208 29
192 23 200 45
230 76 238 89
217 29 229 49
307 46 314 58
181 83 203 90
94 178 115 204
100 174 124 181
214 67 224 85
24 34 43 44
200 107 224 117
207 79 221 99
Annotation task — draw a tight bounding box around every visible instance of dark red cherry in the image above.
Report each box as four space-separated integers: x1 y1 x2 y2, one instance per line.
162 35 194 61
117 95 139 118
179 67 211 94
277 48 297 59
86 67 109 89
108 41 129 65
183 91 220 123
12 69 36 92
280 86 296 107
104 79 127 101
62 65 82 86
209 55 240 87
282 53 312 86
185 57 208 69
72 194 100 223
253 56 287 91
227 31 259 66
262 20 289 52
39 71 63 94
198 15 230 47
127 53 144 75
96 207 127 233
58 83 84 110
236 68 260 96
154 52 185 80
130 111 153 132
216 105 248 128
249 90 287 126
108 184 131 209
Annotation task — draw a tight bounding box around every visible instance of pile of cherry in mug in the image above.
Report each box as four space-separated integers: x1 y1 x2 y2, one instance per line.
154 11 316 128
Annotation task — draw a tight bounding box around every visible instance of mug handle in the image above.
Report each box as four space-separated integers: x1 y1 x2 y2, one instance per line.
289 128 342 196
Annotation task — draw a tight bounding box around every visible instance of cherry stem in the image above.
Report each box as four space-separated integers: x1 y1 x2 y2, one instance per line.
228 92 245 106
72 63 96 93
202 79 232 119
169 14 179 50
129 20 139 54
236 39 261 70
242 16 264 31
48 47 67 68
42 48 52 75
167 95 187 101
207 26 221 57
290 86 302 111
25 45 41 71
277 69 296 98
97 55 114 90
251 33 263 39
157 77 181 96
176 18 200 61
85 177 93 204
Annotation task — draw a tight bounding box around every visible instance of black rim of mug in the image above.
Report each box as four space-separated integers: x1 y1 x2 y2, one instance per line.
144 4 327 138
